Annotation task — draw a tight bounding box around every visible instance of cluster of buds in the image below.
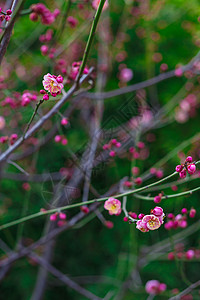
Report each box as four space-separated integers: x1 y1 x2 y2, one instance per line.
41 73 64 99
103 138 121 157
145 280 166 295
165 208 196 230
104 198 122 215
40 45 56 59
67 62 89 82
150 167 163 178
175 155 196 179
30 3 60 25
129 141 149 161
0 133 18 145
168 248 200 261
0 8 12 24
175 94 198 123
39 29 53 43
136 206 165 232
2 96 18 108
80 206 90 214
21 92 37 107
50 212 67 227
54 135 68 146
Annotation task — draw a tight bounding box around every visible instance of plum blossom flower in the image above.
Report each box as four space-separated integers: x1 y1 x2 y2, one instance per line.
104 197 121 215
42 73 63 96
136 220 149 232
142 215 161 230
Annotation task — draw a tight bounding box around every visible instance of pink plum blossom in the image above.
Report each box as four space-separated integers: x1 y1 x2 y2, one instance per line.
104 198 121 215
42 73 64 96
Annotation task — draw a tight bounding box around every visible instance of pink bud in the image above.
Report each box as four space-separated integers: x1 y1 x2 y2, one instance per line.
104 221 114 229
138 213 144 219
103 144 109 150
61 138 68 145
30 12 38 22
168 213 174 219
134 177 142 185
132 166 139 175
154 195 161 203
181 208 187 214
179 169 186 179
41 45 49 55
187 163 196 175
6 9 12 15
189 208 196 218
40 89 46 94
81 206 89 214
61 118 68 125
175 165 183 172
129 212 137 219
43 94 49 101
59 212 66 220
54 135 62 143
168 252 175 260
158 283 167 292
57 75 63 83
50 214 57 221
109 150 116 157
186 250 195 260
123 216 129 222
186 156 193 163
115 142 121 148
153 206 163 217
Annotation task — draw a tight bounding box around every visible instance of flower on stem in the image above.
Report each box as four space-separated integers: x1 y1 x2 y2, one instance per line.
136 206 164 232
42 73 63 96
104 197 121 215
175 155 197 178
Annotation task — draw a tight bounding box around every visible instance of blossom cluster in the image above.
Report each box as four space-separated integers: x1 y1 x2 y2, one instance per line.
0 133 17 145
129 141 148 160
30 3 60 25
50 212 67 227
168 247 200 261
54 135 68 146
164 207 196 230
145 280 166 295
175 155 196 178
136 206 164 232
103 139 121 157
67 62 89 82
21 92 37 107
0 8 12 27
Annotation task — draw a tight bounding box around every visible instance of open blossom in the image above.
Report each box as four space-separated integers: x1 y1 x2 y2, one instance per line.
136 220 149 232
142 215 161 230
42 73 63 96
104 197 121 215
